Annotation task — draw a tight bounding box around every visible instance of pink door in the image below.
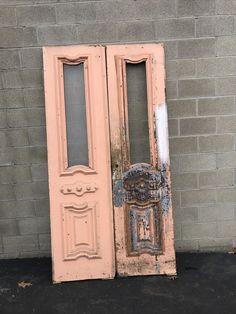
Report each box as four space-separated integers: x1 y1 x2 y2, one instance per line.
107 44 176 276
43 46 115 283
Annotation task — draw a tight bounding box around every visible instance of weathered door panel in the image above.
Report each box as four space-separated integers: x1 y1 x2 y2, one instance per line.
107 44 176 276
43 46 115 283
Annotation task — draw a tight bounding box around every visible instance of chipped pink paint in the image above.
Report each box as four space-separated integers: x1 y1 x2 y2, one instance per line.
107 44 176 277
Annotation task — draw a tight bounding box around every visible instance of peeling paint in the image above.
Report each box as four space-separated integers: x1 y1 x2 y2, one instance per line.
161 162 171 216
113 178 124 208
123 164 162 204
155 103 170 164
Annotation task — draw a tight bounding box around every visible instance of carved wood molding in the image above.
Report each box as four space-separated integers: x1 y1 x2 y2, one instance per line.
60 182 98 197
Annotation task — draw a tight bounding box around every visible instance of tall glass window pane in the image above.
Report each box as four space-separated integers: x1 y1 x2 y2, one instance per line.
63 63 88 167
126 62 150 164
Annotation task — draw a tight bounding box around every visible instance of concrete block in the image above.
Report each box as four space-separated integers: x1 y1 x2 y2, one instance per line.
18 217 50 235
216 187 236 203
175 240 199 251
179 153 216 172
0 7 16 26
182 222 217 239
0 148 13 167
7 108 45 128
0 167 13 184
170 155 179 173
14 182 34 200
32 181 49 199
198 206 217 222
198 238 233 251
0 200 35 218
0 219 19 236
166 59 195 79
7 109 28 128
20 48 43 69
217 0 236 14
27 108 45 126
178 0 216 16
135 0 176 19
196 16 234 37
38 25 77 45
23 88 44 108
117 22 155 41
172 190 181 208
56 3 95 24
199 135 234 153
216 169 234 187
0 50 20 70
0 110 7 129
178 38 216 58
22 27 38 47
199 171 216 188
13 166 31 183
28 127 46 146
217 36 236 56
198 238 233 253
217 203 235 220
172 172 198 190
167 99 196 118
7 129 29 147
0 27 37 48
179 79 215 98
0 89 24 109
30 147 47 164
180 117 216 135
168 119 179 136
13 147 47 165
3 235 39 253
2 71 22 89
174 223 181 240
169 137 198 154
217 152 236 168
155 18 195 40
17 5 56 25
2 70 42 89
0 131 7 148
77 23 117 43
217 220 236 237
163 41 177 60
216 77 236 96
39 234 51 252
21 70 43 88
174 207 198 223
166 80 177 99
35 217 50 234
217 116 236 133
34 199 50 217
198 97 236 116
181 189 217 207
197 57 236 77
31 164 48 181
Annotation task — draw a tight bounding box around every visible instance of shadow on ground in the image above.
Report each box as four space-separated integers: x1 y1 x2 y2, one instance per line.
0 253 235 314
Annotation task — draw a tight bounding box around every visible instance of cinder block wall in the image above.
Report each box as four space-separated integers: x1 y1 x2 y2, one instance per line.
0 0 236 258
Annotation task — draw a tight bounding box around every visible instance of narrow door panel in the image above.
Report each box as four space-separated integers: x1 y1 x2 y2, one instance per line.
107 44 176 276
43 46 115 282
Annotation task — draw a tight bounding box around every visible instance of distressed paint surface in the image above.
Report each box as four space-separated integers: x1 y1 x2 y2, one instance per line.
43 45 115 283
129 204 162 255
107 44 176 277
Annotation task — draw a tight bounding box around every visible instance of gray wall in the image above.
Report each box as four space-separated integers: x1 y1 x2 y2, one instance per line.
0 0 236 258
